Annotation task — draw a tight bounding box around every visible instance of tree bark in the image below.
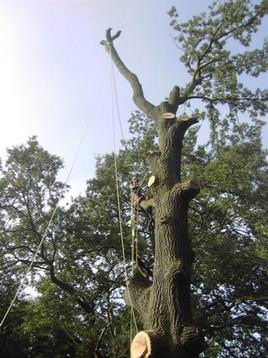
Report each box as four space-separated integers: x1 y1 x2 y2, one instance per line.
102 29 206 357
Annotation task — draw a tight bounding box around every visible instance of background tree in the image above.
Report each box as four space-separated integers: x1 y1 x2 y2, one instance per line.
186 120 268 357
0 137 132 357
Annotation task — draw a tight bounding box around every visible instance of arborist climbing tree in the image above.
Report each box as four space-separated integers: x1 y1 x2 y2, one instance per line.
130 176 154 232
101 1 268 356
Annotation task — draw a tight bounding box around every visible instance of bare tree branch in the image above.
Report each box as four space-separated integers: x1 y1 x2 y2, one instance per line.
101 28 156 118
95 322 111 354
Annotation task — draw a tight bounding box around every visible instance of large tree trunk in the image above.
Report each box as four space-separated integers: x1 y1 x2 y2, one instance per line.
130 192 200 357
102 29 206 357
128 117 204 357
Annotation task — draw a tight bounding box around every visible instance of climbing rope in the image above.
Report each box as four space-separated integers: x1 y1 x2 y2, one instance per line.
109 52 138 337
130 200 139 275
0 205 58 328
0 63 107 329
131 202 136 275
135 205 139 264
110 61 125 140
111 47 148 276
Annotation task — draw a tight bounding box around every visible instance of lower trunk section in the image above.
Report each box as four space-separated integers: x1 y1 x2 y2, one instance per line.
127 265 205 357
127 181 205 357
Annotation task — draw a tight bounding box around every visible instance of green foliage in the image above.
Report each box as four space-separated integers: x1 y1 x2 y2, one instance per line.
0 277 30 358
0 136 67 277
168 0 268 145
0 134 140 357
183 121 268 356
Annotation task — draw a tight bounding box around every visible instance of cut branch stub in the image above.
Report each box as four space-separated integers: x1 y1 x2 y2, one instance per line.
148 175 157 188
131 331 151 358
177 114 199 128
162 112 176 120
172 180 201 201
130 331 170 358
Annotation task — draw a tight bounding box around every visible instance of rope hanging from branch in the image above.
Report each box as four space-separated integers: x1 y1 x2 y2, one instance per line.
0 62 107 329
109 49 139 338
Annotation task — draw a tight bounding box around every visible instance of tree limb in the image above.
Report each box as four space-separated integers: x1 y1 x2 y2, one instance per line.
171 180 201 202
49 264 95 314
101 28 156 118
95 322 111 354
187 95 268 103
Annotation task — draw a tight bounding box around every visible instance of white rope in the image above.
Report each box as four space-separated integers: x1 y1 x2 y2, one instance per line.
130 200 140 272
112 55 144 278
0 64 107 329
131 202 136 276
109 53 138 335
0 205 58 328
135 207 139 264
111 63 125 141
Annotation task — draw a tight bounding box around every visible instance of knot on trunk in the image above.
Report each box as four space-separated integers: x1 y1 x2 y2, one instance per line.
160 215 177 225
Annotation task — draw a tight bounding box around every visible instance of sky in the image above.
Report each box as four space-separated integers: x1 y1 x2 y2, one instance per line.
0 0 267 199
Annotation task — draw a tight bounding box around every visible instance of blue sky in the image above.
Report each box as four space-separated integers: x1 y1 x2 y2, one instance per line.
0 0 267 198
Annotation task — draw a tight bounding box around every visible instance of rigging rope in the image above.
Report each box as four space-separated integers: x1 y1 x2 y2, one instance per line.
111 50 147 275
111 62 125 141
0 64 107 329
130 199 140 275
109 52 138 336
135 207 139 264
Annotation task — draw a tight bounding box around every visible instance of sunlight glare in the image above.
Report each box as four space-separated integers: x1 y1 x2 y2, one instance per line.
0 4 35 159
